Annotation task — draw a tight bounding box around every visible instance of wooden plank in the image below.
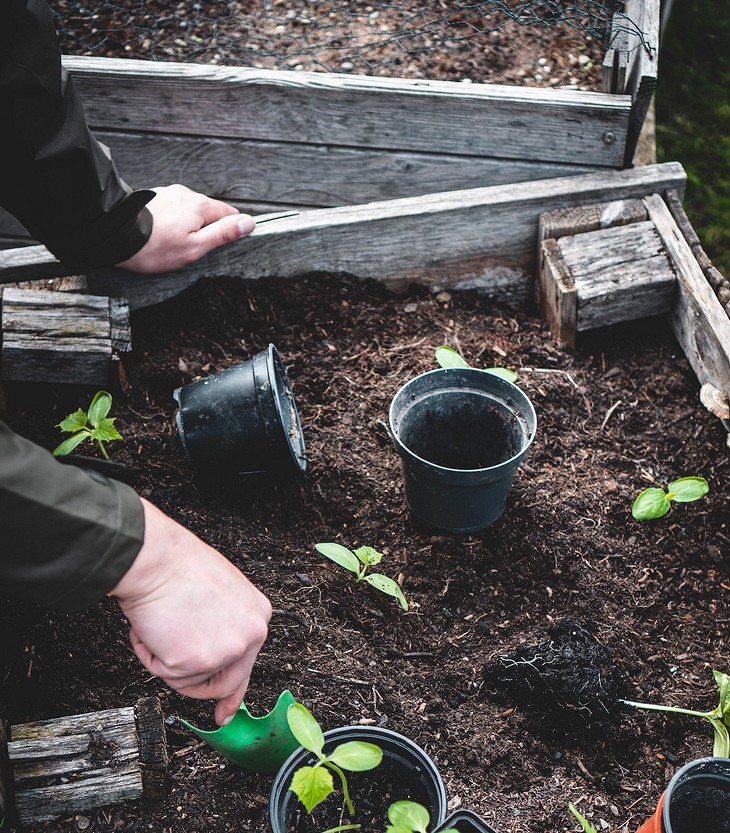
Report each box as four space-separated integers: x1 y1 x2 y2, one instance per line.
539 238 578 346
13 770 142 824
7 700 167 825
623 0 660 166
0 162 687 310
643 194 730 394
64 56 631 169
602 13 630 94
559 221 675 330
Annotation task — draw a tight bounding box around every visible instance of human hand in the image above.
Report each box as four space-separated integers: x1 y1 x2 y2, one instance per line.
109 498 271 725
115 184 256 274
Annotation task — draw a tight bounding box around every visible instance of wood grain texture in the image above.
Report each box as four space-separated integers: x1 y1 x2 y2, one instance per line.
623 0 660 165
643 193 730 394
63 56 630 169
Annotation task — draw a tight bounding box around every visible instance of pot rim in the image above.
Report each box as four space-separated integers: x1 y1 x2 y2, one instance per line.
388 367 537 474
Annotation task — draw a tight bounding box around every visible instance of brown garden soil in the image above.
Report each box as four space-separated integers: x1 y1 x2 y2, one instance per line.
2 271 730 833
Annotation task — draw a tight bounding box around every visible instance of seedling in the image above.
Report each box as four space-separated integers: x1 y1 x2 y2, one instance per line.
631 476 709 519
53 390 123 460
287 703 382 820
385 801 457 833
434 344 518 382
315 543 409 611
568 801 597 833
621 669 730 756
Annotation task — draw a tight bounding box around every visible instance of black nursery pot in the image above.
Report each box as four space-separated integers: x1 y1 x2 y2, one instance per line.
389 368 536 534
435 809 500 833
269 726 447 833
173 344 306 478
659 757 730 833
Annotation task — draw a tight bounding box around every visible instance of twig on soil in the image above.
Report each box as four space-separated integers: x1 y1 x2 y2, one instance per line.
521 366 579 388
600 400 622 430
306 667 372 686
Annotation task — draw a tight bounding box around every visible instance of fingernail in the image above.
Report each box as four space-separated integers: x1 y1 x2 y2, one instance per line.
221 713 235 726
237 216 256 237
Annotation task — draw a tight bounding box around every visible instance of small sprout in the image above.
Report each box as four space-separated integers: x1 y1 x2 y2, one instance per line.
632 476 709 519
385 801 458 833
315 543 409 611
434 345 518 382
568 801 597 833
287 703 382 817
621 669 730 757
53 390 123 460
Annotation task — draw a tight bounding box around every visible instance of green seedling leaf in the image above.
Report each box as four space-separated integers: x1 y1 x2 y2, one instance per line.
632 487 671 519
53 391 123 459
56 408 88 433
316 542 409 611
363 574 409 611
354 546 383 566
88 390 113 425
287 703 326 757
622 668 730 757
435 345 470 369
290 765 334 813
327 741 383 771
568 801 597 833
53 431 89 457
667 476 709 502
387 801 430 833
484 366 519 382
316 542 361 574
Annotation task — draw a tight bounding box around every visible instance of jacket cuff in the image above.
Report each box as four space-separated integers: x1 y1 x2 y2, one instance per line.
46 189 155 271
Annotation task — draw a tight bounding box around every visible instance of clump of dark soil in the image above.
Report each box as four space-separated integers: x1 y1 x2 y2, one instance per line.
1 272 729 833
482 619 631 739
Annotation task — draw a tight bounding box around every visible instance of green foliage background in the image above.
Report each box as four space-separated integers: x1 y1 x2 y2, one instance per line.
657 0 730 275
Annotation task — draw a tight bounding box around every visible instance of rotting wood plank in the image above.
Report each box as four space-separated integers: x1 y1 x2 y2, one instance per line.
623 0 660 166
0 162 687 311
602 12 630 95
63 56 631 169
7 698 168 825
643 193 730 395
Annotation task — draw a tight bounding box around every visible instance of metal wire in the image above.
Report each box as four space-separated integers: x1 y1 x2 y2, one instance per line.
50 0 642 80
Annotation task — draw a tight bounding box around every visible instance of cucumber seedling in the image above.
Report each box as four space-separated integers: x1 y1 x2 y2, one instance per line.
315 543 409 611
53 390 123 460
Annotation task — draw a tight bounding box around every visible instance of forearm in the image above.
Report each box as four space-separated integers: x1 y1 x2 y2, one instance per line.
0 420 145 611
0 0 153 268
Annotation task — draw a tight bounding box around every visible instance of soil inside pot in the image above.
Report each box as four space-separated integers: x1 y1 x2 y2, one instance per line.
289 756 435 833
670 782 730 833
400 397 523 469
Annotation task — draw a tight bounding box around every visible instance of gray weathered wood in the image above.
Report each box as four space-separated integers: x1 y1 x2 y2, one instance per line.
64 56 631 170
7 698 168 825
1 288 130 385
0 162 688 311
538 215 675 345
643 193 730 395
623 0 660 166
602 13 630 94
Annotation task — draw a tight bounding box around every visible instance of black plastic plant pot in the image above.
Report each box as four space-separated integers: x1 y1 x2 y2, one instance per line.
268 725 447 833
636 757 730 833
434 809 500 833
388 368 537 534
173 344 306 478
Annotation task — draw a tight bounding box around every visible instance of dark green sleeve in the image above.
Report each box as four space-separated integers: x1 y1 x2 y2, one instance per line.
0 0 154 269
0 420 145 612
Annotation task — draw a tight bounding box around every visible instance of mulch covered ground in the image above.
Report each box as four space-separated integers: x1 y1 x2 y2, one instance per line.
2 270 729 833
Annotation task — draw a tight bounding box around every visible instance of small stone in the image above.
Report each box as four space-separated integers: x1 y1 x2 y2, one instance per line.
75 817 91 832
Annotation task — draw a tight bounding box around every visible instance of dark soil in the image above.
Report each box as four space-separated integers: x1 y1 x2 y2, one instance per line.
2 271 730 833
670 782 730 833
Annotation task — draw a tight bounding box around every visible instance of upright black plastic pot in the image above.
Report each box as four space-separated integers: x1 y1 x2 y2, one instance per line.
435 810 500 833
636 757 730 833
389 368 536 534
269 726 447 833
173 344 306 478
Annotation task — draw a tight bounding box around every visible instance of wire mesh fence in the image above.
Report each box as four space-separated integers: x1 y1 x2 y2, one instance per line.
50 0 643 84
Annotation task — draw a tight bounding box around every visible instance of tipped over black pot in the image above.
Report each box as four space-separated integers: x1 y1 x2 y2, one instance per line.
173 344 306 479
